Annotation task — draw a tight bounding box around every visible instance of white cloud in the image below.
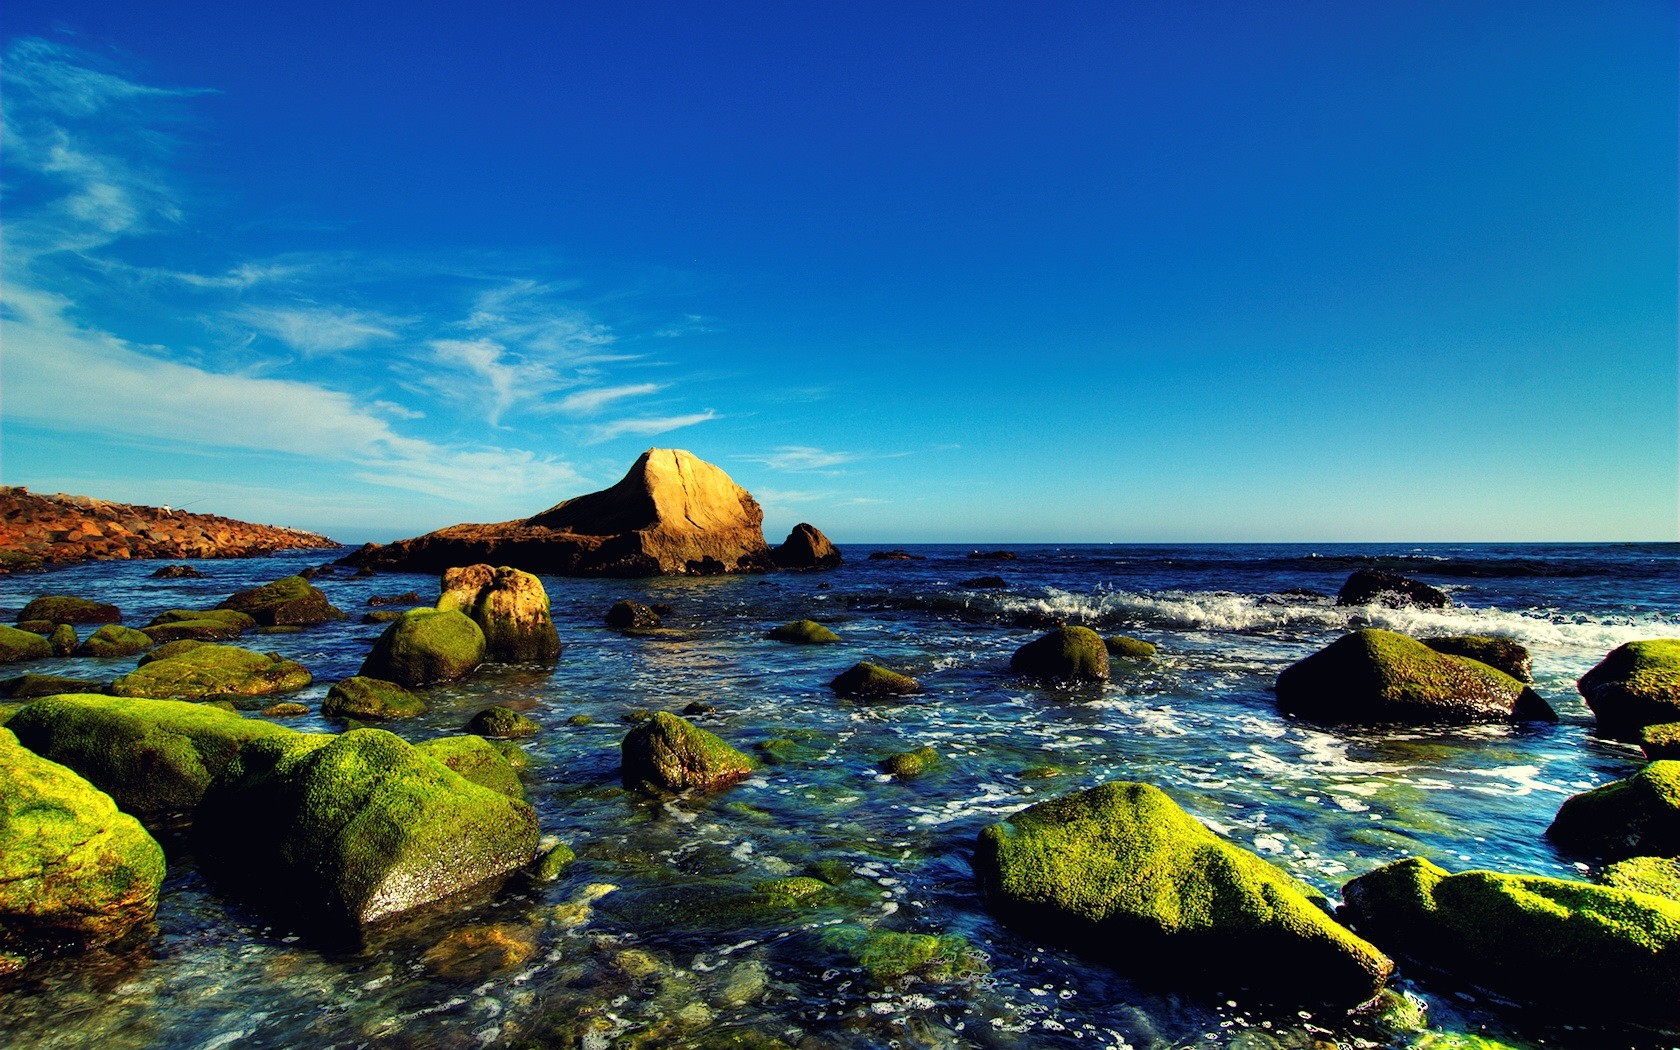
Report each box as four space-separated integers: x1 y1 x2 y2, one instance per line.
237 304 400 356
586 410 719 444
746 445 859 471
554 383 664 416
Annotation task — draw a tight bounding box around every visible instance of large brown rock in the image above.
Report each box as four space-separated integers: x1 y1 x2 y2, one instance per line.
343 450 777 577
772 523 841 569
437 564 560 662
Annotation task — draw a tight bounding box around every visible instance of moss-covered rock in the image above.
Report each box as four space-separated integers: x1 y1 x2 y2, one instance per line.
0 624 53 664
0 703 21 727
362 609 405 624
111 644 312 700
622 712 755 794
414 735 524 800
1010 626 1110 681
1601 856 1680 901
358 608 486 687
47 624 78 657
141 608 257 643
533 841 576 881
138 639 208 664
1276 628 1553 725
1546 761 1680 860
322 676 426 720
75 624 154 658
1578 639 1680 740
17 596 121 626
766 619 840 644
260 702 309 718
819 926 985 984
605 600 661 630
1641 722 1680 761
829 662 921 699
881 745 940 779
1103 634 1156 662
974 781 1393 1005
1422 635 1532 682
6 694 297 815
1341 856 1680 1029
437 564 560 662
195 727 539 927
16 620 54 635
215 575 344 627
465 705 539 739
1 673 108 699
0 727 164 956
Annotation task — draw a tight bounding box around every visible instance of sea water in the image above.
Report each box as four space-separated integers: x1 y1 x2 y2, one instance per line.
1 542 1676 1049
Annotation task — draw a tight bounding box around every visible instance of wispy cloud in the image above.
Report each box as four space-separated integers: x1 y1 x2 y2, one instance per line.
237 304 401 356
586 410 719 444
554 383 664 416
746 446 860 472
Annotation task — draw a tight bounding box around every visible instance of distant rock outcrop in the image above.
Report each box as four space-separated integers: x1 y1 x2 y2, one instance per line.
772 523 841 569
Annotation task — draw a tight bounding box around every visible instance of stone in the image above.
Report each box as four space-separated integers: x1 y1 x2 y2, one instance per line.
111 643 312 700
261 702 309 718
465 706 539 739
974 781 1393 1005
1335 570 1450 609
1276 629 1553 725
415 735 525 800
881 745 940 779
48 624 78 657
1341 856 1680 1029
1421 635 1532 682
322 676 426 720
358 608 486 687
1 674 108 699
17 596 121 625
139 639 207 664
532 841 576 881
75 624 154 658
1104 635 1156 661
366 590 421 606
1577 639 1680 740
868 550 922 561
1010 626 1109 681
772 523 841 569
621 712 755 794
820 926 984 984
1601 856 1680 901
961 576 1008 588
0 624 52 664
1546 761 1680 861
830 662 920 699
1641 722 1680 761
766 619 839 644
362 610 404 624
437 564 561 662
150 564 205 578
605 600 661 630
215 575 344 627
141 608 257 643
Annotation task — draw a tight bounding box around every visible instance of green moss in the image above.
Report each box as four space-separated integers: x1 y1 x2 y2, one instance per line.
533 841 576 881
567 714 594 727
754 735 824 766
358 607 486 687
17 596 120 625
1010 626 1110 681
0 704 21 727
819 926 985 984
492 740 530 769
830 661 920 699
465 705 539 739
1579 639 1680 740
261 702 309 718
1103 635 1157 661
755 876 827 904
1640 722 1680 760
75 625 154 658
322 676 425 720
47 624 78 656
1422 635 1532 682
807 859 855 886
139 639 208 664
1 674 108 699
1547 760 1680 860
621 712 756 794
215 575 344 627
0 624 53 664
1601 856 1680 901
1020 765 1063 780
111 643 312 700
766 619 840 644
974 781 1392 1005
414 734 524 799
16 620 54 635
1342 856 1680 1029
362 609 405 624
141 608 256 643
880 745 940 779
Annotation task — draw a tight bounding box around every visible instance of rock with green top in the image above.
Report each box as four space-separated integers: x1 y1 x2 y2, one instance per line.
75 625 154 658
111 643 311 700
830 662 920 699
1422 635 1532 682
1641 722 1680 761
16 620 54 635
1276 628 1553 725
0 727 164 955
465 705 539 739
766 619 840 644
414 735 524 799
359 608 486 687
139 639 208 664
1601 856 1680 901
437 564 560 662
533 841 575 881
17 596 120 626
819 926 984 984
215 575 344 627
47 624 78 657
621 712 755 794
1547 761 1680 860
1010 626 1110 681
195 727 539 928
1341 856 1680 1029
1103 635 1156 662
322 676 426 720
1578 639 1680 740
880 745 940 779
1 673 108 699
141 608 257 643
974 781 1393 1005
6 694 297 815
0 625 53 664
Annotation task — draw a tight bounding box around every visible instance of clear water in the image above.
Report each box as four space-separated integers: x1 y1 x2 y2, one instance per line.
2 542 1678 1049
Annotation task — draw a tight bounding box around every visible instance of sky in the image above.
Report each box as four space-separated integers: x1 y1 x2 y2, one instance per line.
2 1 1675 544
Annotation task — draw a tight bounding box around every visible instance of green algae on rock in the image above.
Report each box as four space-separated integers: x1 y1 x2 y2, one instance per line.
322 676 426 721
1601 856 1680 901
75 624 154 658
195 727 539 928
1578 639 1680 740
0 727 164 958
880 745 940 779
1276 628 1553 725
974 781 1393 1005
1010 625 1110 681
1341 856 1680 1029
17 596 121 625
414 734 525 800
141 608 257 643
621 712 755 793
359 607 486 687
0 624 53 664
1642 722 1680 761
1546 760 1680 860
1421 635 1532 682
111 643 312 700
437 564 561 662
830 661 921 699
1103 634 1157 662
48 624 78 656
766 619 840 644
1 673 108 699
465 705 540 739
215 575 345 627
819 926 985 984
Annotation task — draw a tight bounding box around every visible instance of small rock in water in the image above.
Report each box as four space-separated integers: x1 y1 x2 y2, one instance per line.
421 923 536 981
465 705 540 739
150 564 206 579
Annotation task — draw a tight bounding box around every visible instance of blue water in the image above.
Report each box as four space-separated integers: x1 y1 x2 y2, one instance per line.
2 542 1677 1049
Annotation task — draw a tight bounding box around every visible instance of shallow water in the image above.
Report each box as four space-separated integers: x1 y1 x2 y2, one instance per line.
2 542 1678 1049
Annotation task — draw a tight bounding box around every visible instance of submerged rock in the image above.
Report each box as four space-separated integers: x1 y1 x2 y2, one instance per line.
111 643 311 700
0 625 52 664
881 745 940 779
17 596 121 625
465 706 539 739
820 926 984 984
322 676 425 720
75 624 154 658
141 608 256 643
359 608 486 687
421 922 536 980
1104 634 1156 662
1577 639 1680 740
830 662 920 699
605 600 661 630
1341 857 1680 1029
215 575 344 627
1335 570 1449 609
437 564 560 662
766 619 839 644
621 712 756 793
1010 626 1109 681
150 564 205 578
772 523 841 569
1546 761 1680 860
974 781 1393 1005
1422 635 1532 682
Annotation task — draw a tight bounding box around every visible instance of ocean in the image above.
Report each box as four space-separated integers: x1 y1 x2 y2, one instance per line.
2 541 1677 1049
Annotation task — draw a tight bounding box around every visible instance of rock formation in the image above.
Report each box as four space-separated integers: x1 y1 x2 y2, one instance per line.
772 523 841 569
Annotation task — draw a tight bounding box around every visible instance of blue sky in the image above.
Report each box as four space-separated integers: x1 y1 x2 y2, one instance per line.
3 2 1675 543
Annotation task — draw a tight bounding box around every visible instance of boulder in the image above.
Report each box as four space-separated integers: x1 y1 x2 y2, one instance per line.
881 745 939 779
17 596 121 625
139 639 207 664
358 608 486 687
6 695 297 815
48 624 78 657
1341 857 1680 1029
464 706 539 739
0 625 52 664
1275 629 1553 725
1335 570 1450 609
1641 722 1680 761
75 624 154 658
772 523 841 569
1422 635 1532 682
1546 761 1680 861
0 727 164 955
215 575 344 627
830 662 920 699
767 619 839 645
194 727 539 928
1104 635 1156 661
1 674 108 699
605 600 661 630
621 712 755 794
322 676 426 720
975 782 1392 1005
1577 639 1680 740
436 564 560 662
261 702 309 718
150 564 205 578
141 608 256 643
414 735 525 800
1010 626 1109 681
111 643 311 700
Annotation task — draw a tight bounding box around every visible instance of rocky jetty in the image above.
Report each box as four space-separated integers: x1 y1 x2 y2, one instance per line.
0 487 337 573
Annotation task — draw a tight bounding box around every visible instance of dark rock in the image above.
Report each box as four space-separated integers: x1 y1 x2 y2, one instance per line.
880 745 939 779
1011 626 1109 681
465 706 539 739
150 564 205 579
1335 569 1449 609
966 550 1017 561
140 608 255 643
960 576 1008 589
767 619 840 644
1422 635 1532 682
683 702 718 716
215 576 344 627
1640 722 1680 761
1 674 108 699
606 600 661 630
621 712 755 793
18 596 122 625
362 609 405 624
323 677 426 721
830 662 921 699
868 550 922 561
367 591 421 606
47 624 78 656
1577 639 1680 740
772 523 841 569
1547 761 1680 861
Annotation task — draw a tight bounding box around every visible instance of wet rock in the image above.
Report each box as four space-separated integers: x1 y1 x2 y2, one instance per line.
260 702 309 718
366 590 421 607
1335 569 1450 609
1104 635 1156 661
150 564 205 578
17 596 121 625
1 674 108 699
111 643 311 700
0 625 52 664
1640 722 1680 761
438 564 561 662
422 922 536 981
217 575 344 627
1601 856 1680 901
766 619 839 644
1422 635 1532 682
967 550 1017 561
683 701 718 716
15 620 54 635
75 624 154 658
413 735 525 800
1010 626 1109 681
358 608 486 687
141 608 257 643
819 926 985 984
361 609 405 624
606 600 661 630
716 959 769 1006
322 676 426 720
465 706 539 739
772 523 841 569
621 712 755 793
1547 760 1680 860
974 781 1393 1005
1577 639 1680 740
567 714 595 727
138 639 206 664
47 624 78 657
532 841 576 881
881 745 940 779
830 662 920 699
868 550 922 561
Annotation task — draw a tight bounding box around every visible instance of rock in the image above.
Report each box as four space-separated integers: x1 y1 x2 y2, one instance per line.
1577 639 1680 740
260 702 309 718
437 564 561 662
567 714 594 727
1546 761 1680 860
1275 629 1552 725
46 624 78 656
1010 626 1109 681
195 727 539 928
17 596 121 625
138 639 207 664
366 590 421 606
974 781 1393 1005
322 676 426 720
111 643 312 700
1 674 108 699
1640 722 1680 761
0 727 164 956
881 745 940 779
967 550 1017 561
766 619 839 644
621 712 755 793
772 523 841 569
358 608 486 687
16 620 55 635
415 735 525 799
605 600 661 630
961 576 1008 588
341 449 776 577
830 662 920 699
362 610 405 624
0 625 53 664
421 922 536 980
141 608 257 643
1601 856 1680 901
532 841 575 881
6 694 297 815
1335 569 1450 609
820 926 984 984
75 625 154 658
150 564 205 578
683 701 717 716
1104 635 1156 661
1341 856 1680 1029
1421 635 1532 682
215 575 344 627
868 550 922 561
465 706 539 739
